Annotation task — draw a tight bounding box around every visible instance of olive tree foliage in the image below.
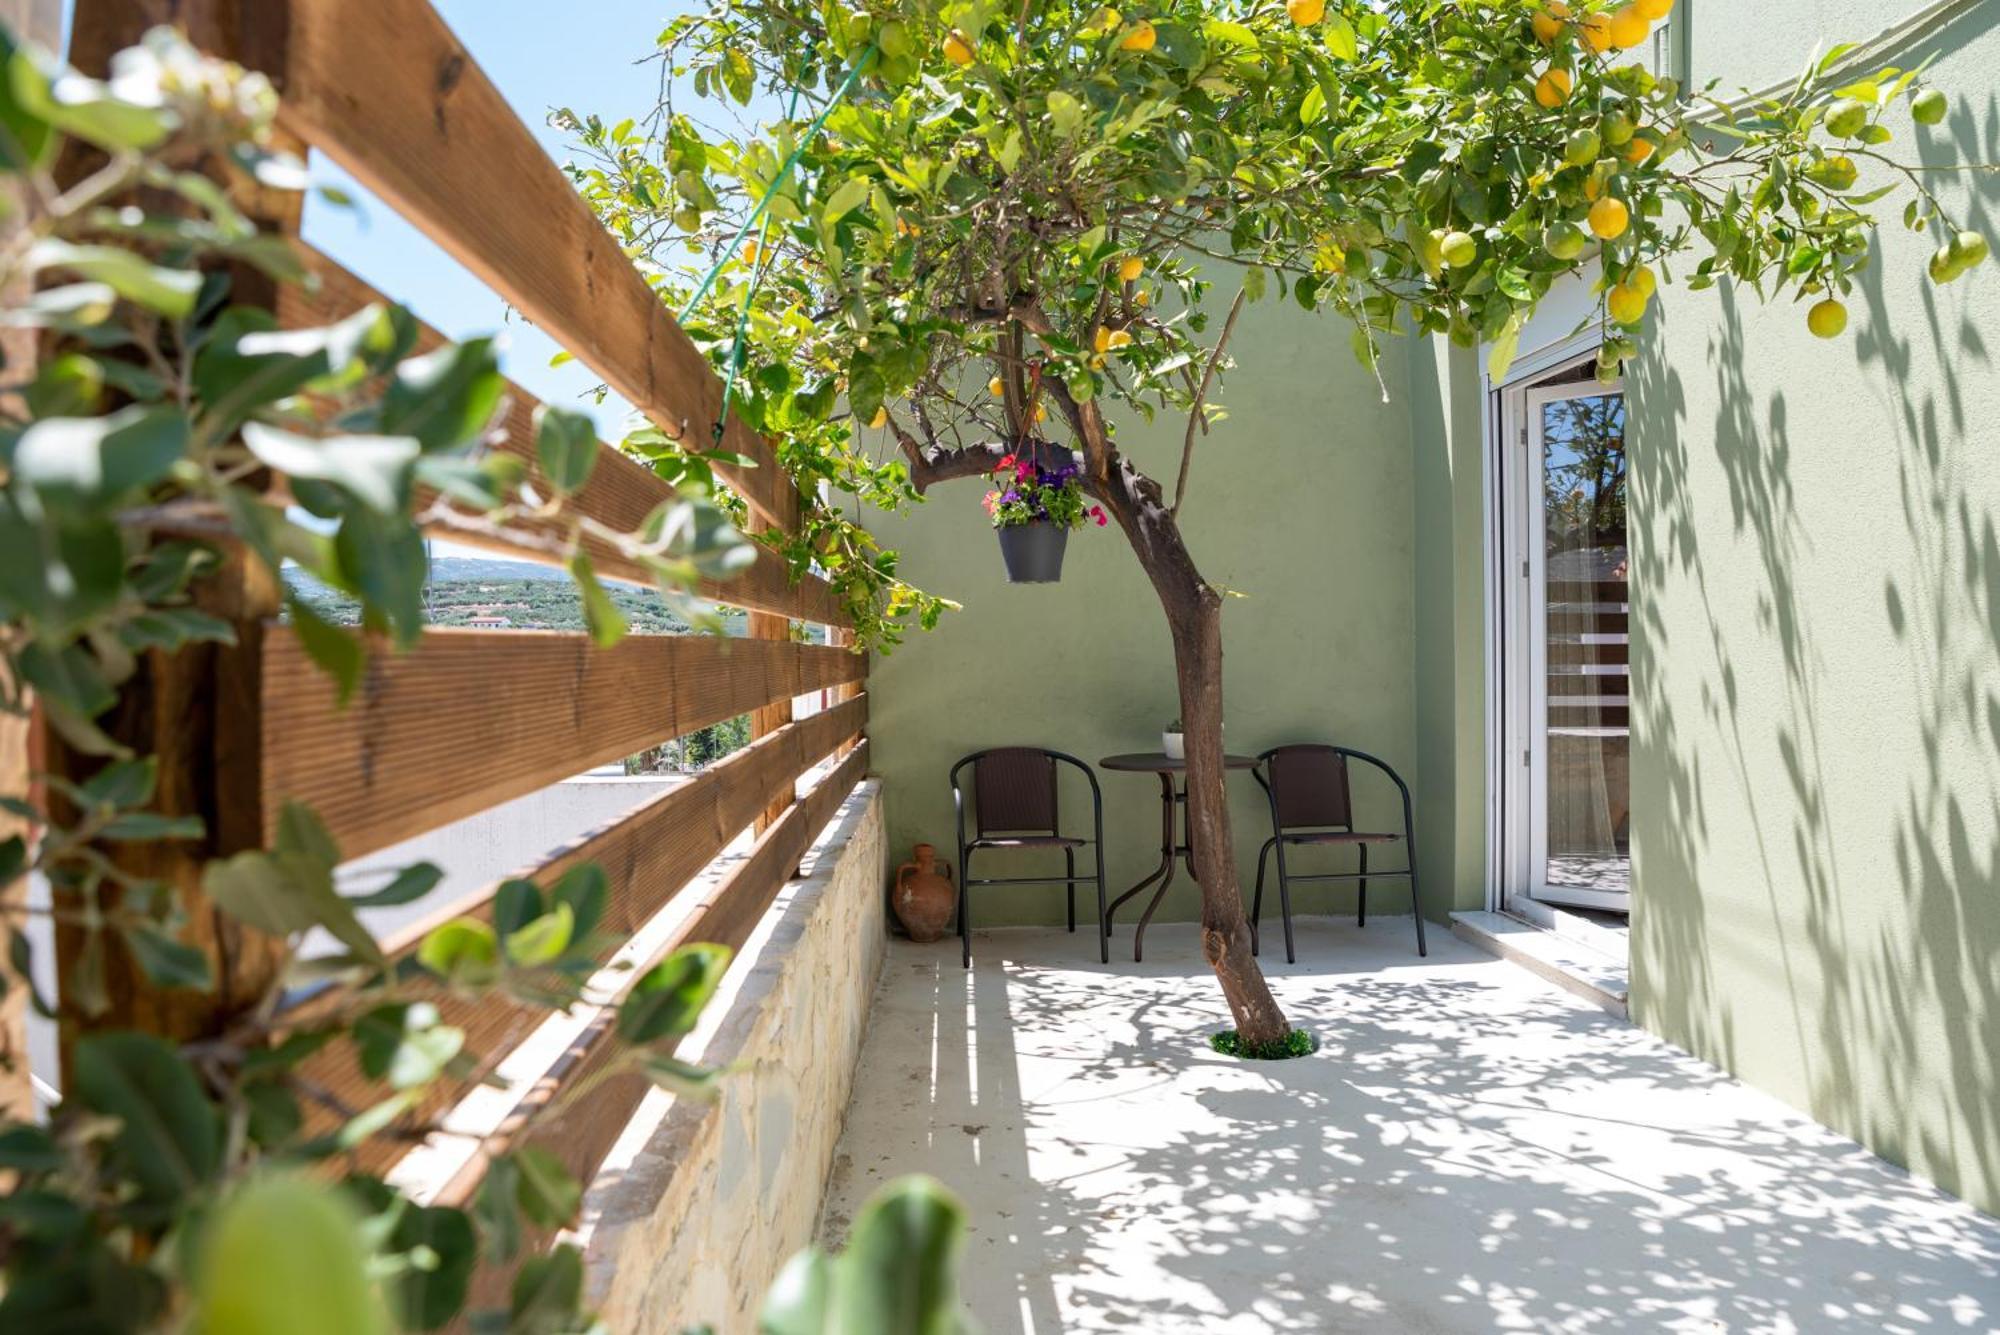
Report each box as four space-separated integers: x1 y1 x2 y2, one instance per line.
0 26 967 1335
573 0 1985 1045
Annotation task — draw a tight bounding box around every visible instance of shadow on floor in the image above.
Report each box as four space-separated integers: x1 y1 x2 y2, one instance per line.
819 920 2000 1334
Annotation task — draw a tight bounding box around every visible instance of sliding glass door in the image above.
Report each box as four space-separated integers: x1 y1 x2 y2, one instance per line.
1497 364 1631 913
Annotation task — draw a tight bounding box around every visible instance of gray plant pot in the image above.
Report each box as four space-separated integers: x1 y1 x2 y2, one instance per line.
996 521 1068 583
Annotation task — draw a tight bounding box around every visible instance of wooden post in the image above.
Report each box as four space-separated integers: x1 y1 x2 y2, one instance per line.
0 0 64 1118
748 607 795 834
45 1 296 1054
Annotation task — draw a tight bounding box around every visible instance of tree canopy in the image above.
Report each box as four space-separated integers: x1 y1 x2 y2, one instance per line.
569 0 1983 633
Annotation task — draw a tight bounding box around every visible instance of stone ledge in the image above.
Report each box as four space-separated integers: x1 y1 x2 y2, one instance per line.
576 779 886 1335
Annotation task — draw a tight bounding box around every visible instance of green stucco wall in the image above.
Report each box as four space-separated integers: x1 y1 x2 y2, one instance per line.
1625 0 2000 1216
865 297 1425 933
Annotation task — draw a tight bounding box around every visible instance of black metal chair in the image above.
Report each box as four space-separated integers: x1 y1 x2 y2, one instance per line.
950 748 1106 966
1251 744 1426 963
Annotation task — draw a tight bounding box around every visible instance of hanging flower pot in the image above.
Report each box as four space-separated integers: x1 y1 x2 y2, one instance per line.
981 438 1108 585
997 520 1069 583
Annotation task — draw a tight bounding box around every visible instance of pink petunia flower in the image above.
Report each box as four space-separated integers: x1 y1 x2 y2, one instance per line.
1091 505 1108 527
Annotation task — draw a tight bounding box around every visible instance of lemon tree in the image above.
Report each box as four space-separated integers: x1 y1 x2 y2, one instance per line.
579 0 1989 1045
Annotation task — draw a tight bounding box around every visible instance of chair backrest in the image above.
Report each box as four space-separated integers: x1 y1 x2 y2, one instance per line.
1265 744 1353 830
971 748 1060 835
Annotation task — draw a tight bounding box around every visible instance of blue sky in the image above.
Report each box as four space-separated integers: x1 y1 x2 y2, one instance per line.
300 3 684 437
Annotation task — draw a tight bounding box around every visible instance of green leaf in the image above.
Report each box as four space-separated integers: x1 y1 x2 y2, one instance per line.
617 942 732 1044
241 424 420 514
346 861 443 909
81 756 156 808
416 918 499 982
202 803 382 965
512 1146 582 1228
1324 15 1359 62
385 1203 476 1331
1046 90 1085 137
118 924 213 991
473 1155 525 1263
27 239 201 318
69 1033 223 1218
549 864 608 939
504 904 574 967
286 593 366 705
509 1244 585 1334
117 607 237 653
534 403 598 495
100 811 206 841
568 551 627 648
0 34 57 170
379 338 505 453
821 174 871 224
760 1251 835 1335
638 1054 726 1099
829 1176 968 1334
12 406 188 512
355 1003 464 1091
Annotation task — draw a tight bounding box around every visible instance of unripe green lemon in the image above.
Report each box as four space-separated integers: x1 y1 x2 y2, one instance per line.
1911 88 1948 125
195 1177 387 1335
1808 154 1858 191
1440 230 1479 268
1950 229 1991 270
1543 221 1588 260
1601 111 1636 146
877 19 913 58
1421 228 1447 277
1806 297 1848 339
1565 127 1601 167
1931 245 1962 284
1824 98 1869 138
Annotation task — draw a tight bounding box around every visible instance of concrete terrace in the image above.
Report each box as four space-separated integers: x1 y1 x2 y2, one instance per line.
819 921 2000 1333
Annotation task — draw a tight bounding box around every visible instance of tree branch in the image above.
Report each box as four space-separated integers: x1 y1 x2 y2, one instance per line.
886 415 1006 493
1172 284 1246 521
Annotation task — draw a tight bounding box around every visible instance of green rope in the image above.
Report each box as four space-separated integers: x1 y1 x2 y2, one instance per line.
677 46 878 315
710 85 802 445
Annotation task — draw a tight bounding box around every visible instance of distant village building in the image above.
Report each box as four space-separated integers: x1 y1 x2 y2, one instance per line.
466 614 512 629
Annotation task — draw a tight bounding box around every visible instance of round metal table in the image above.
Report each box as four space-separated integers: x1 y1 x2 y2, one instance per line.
1099 751 1258 962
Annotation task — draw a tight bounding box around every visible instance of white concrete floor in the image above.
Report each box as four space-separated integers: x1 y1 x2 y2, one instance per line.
819 919 2000 1334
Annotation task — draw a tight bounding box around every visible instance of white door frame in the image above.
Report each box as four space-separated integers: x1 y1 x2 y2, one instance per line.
1490 353 1632 916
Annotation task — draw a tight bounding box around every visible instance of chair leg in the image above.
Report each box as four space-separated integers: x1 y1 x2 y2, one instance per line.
1065 847 1076 934
1095 858 1109 964
1273 839 1297 965
1251 838 1275 956
959 849 973 969
1357 843 1369 927
1409 859 1428 957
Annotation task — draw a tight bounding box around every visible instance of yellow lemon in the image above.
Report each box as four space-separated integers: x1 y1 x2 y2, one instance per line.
943 31 975 65
1120 20 1156 51
1134 288 1152 307
1094 326 1113 353
741 240 760 264
1608 6 1649 49
1583 173 1604 202
1807 297 1848 338
1286 0 1325 25
868 406 888 428
988 376 1005 397
1034 404 1048 422
1588 195 1630 239
1106 328 1135 349
1579 13 1612 51
1625 136 1655 164
1532 8 1567 44
1118 255 1145 282
1634 0 1673 17
1607 283 1648 325
1534 68 1573 108
1628 264 1656 297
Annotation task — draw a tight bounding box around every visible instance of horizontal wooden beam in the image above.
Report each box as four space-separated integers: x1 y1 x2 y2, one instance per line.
236 0 805 532
262 627 865 861
286 699 867 1175
278 244 844 627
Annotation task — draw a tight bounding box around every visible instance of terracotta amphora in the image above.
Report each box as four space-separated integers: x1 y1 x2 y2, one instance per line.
894 843 955 943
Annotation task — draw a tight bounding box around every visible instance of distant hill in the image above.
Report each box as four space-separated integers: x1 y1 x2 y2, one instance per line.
282 553 747 636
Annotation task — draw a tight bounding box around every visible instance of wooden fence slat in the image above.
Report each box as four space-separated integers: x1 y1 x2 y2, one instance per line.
262 628 865 862
283 701 866 1175
429 742 871 1222
277 245 845 627
232 0 806 532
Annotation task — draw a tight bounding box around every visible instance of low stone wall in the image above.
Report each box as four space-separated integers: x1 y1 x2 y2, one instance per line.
579 780 886 1335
